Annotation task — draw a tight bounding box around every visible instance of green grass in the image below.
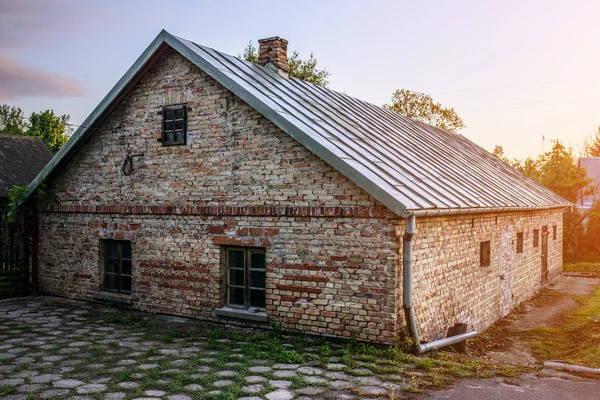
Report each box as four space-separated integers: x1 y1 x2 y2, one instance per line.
563 262 600 275
0 385 16 396
526 263 600 367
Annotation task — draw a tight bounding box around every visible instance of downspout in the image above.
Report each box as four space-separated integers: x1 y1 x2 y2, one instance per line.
402 215 419 340
402 214 479 354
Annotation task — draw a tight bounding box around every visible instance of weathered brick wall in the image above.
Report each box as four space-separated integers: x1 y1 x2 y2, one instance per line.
407 209 563 341
38 48 401 343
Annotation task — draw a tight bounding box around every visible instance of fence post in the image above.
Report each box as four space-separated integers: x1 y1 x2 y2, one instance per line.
31 212 39 295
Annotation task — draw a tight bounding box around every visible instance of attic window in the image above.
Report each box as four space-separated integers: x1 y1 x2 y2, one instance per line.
162 105 187 146
480 240 491 267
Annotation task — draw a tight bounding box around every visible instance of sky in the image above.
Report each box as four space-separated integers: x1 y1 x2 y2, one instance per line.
1 0 600 159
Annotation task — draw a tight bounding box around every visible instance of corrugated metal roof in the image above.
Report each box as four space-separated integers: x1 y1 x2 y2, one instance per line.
25 30 570 216
0 134 52 198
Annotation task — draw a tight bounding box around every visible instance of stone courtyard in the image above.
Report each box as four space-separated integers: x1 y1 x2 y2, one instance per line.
0 296 413 400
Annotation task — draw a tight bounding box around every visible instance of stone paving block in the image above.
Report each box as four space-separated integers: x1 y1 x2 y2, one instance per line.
242 384 264 393
144 390 167 396
52 379 85 388
249 365 271 373
213 380 234 387
245 375 267 383
273 370 297 378
296 386 327 395
269 380 292 389
39 389 70 399
166 395 192 400
265 389 294 400
77 383 108 394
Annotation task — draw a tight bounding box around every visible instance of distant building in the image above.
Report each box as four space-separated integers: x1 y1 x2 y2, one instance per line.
578 157 600 211
0 134 53 205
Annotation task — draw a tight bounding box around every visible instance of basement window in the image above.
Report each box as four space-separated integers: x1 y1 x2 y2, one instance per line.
516 232 524 253
553 225 557 240
226 247 266 310
480 240 491 267
103 240 132 294
162 105 187 145
533 229 539 247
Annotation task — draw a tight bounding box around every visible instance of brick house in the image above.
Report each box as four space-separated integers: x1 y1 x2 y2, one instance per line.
26 31 569 345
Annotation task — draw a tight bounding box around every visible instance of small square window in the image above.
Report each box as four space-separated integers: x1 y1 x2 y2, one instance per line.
162 105 187 146
226 247 266 310
103 240 132 294
533 229 539 247
553 225 557 240
480 241 491 267
516 232 523 253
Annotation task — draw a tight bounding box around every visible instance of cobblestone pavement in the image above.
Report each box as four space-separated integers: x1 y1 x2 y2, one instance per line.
0 296 411 400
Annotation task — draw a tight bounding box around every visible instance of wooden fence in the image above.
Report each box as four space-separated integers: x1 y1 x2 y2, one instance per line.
0 208 35 298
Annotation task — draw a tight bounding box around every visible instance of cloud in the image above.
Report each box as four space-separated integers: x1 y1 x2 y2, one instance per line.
0 54 83 100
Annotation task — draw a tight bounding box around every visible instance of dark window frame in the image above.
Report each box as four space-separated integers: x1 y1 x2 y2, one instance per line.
103 240 132 294
480 240 491 267
553 225 557 240
162 104 187 146
533 229 539 247
226 247 266 310
516 232 524 253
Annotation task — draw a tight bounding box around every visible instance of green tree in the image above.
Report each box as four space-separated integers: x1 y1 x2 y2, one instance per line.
26 110 71 154
383 89 465 132
240 42 330 87
582 126 600 157
537 140 593 203
0 104 27 134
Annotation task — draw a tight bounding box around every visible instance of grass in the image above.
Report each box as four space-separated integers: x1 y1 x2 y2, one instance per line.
563 262 600 275
0 385 16 396
525 263 600 368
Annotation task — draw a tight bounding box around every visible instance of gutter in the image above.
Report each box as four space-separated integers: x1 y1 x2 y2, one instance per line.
402 213 479 354
402 204 570 218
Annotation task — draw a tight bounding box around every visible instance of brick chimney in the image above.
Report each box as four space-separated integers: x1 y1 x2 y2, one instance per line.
258 36 290 79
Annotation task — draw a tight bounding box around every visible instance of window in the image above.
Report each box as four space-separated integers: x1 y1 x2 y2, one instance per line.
553 225 557 240
226 247 266 309
162 105 187 145
533 229 539 247
480 241 491 267
516 232 524 253
103 240 132 294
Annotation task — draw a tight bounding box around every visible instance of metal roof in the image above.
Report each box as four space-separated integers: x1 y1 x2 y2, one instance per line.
0 134 52 198
25 30 570 217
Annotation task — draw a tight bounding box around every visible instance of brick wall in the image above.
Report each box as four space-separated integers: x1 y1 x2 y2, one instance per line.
408 209 563 341
37 48 401 343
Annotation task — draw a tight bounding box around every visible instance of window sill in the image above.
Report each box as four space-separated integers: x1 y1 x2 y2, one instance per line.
94 291 133 305
214 306 268 323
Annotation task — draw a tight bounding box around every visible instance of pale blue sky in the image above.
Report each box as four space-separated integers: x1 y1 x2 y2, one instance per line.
2 0 600 159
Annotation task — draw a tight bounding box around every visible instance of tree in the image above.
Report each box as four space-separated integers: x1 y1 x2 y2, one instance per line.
240 42 330 87
26 110 71 154
582 126 600 157
537 140 592 203
383 89 465 132
0 104 27 134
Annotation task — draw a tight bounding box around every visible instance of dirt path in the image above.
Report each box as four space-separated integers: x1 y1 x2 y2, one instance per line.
483 275 600 367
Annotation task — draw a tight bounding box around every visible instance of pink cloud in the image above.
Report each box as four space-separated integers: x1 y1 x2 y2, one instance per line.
0 54 83 100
